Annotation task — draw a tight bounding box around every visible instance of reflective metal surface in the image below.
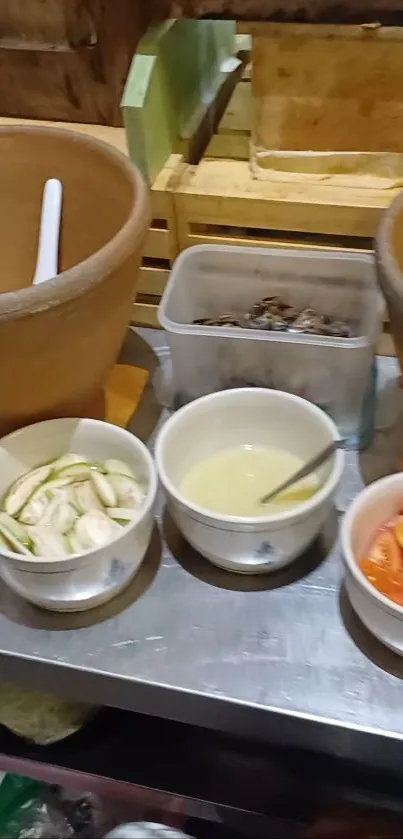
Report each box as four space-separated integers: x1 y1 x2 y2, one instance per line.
2 328 403 770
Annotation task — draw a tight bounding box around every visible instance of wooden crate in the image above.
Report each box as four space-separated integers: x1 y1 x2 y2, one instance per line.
181 72 395 245
181 74 395 246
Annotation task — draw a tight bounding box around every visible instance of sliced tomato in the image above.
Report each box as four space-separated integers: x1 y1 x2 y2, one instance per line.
368 529 401 572
360 557 403 606
395 516 403 548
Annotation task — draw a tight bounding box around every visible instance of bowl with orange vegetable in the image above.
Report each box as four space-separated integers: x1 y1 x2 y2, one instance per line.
342 474 403 654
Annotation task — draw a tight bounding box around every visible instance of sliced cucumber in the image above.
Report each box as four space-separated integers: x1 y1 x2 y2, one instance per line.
73 481 103 514
90 461 107 475
43 476 76 495
54 462 97 481
18 489 48 525
43 485 71 511
108 474 145 508
40 498 77 535
50 453 84 471
1 452 146 559
0 512 32 547
75 510 120 550
107 507 134 523
3 465 52 517
0 522 34 555
30 526 69 558
105 459 135 479
90 472 117 507
68 530 85 555
0 531 12 551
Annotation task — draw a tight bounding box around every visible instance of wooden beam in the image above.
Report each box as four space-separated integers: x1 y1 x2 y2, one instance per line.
147 0 403 25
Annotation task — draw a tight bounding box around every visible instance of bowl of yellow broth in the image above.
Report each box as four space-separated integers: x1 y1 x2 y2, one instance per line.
155 388 344 573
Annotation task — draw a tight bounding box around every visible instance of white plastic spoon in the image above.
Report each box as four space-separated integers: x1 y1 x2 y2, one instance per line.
33 178 63 285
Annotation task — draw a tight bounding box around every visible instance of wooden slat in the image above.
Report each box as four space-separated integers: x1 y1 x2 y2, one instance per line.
131 301 159 328
377 331 395 357
150 153 183 222
137 266 169 295
143 229 171 261
175 159 394 242
235 33 252 55
240 22 403 40
218 82 251 135
242 61 252 82
184 231 371 254
206 132 249 160
206 81 250 159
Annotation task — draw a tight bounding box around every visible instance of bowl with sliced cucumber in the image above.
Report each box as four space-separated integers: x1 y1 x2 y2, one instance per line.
0 417 158 611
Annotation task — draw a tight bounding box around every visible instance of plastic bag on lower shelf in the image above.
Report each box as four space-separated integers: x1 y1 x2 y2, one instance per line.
0 777 110 838
0 773 65 838
0 775 194 839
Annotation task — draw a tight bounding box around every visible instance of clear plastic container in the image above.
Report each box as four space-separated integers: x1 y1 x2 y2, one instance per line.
158 245 382 442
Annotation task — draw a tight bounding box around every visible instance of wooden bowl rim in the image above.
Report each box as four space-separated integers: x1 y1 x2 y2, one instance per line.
0 124 149 320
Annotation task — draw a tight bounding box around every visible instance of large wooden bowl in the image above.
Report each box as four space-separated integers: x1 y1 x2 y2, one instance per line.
0 126 149 435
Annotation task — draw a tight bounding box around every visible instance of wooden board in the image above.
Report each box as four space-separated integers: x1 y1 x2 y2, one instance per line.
250 24 403 158
0 0 146 126
122 19 236 184
206 79 251 160
147 0 403 25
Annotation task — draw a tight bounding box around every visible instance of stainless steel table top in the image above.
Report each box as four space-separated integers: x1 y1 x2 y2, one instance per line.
2 328 403 771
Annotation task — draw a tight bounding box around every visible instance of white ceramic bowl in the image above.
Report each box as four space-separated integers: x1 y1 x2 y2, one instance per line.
342 473 403 655
0 418 157 611
155 388 344 573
